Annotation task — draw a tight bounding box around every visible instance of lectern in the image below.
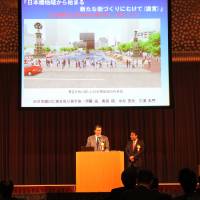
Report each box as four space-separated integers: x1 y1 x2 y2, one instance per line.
76 151 124 192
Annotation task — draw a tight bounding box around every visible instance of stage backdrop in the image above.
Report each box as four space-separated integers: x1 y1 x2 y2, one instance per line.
0 62 200 184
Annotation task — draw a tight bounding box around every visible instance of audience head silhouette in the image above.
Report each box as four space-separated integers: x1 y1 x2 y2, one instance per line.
197 176 200 192
150 176 159 191
178 168 197 194
0 180 14 200
137 169 154 189
121 167 137 189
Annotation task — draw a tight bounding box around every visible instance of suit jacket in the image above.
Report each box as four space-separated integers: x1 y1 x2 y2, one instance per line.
173 192 200 200
107 187 127 200
125 139 144 168
86 135 109 151
121 186 165 200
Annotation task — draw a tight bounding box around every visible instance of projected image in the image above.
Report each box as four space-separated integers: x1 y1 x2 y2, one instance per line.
24 19 161 88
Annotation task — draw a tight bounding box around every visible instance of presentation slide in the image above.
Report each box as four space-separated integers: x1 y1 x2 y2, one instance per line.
20 0 170 107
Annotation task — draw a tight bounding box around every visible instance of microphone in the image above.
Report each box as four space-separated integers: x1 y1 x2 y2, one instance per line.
97 136 101 142
98 136 105 151
97 136 102 150
96 136 100 148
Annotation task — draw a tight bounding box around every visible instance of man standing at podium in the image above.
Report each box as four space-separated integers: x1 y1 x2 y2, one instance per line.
125 130 144 168
86 124 109 151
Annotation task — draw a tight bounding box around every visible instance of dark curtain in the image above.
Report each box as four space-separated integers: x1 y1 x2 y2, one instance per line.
0 62 200 184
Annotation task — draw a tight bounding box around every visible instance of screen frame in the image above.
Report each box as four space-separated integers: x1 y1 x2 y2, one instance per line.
18 0 173 109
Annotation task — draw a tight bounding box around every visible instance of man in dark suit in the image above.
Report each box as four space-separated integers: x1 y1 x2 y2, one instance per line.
125 130 144 168
86 124 109 151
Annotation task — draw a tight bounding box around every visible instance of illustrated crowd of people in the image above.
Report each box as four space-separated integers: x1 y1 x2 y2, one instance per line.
24 50 156 72
45 57 118 70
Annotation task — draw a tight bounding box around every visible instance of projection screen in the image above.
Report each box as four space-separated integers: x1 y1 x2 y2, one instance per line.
20 0 170 107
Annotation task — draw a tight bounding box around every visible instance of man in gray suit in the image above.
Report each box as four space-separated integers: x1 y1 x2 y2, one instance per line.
86 125 109 151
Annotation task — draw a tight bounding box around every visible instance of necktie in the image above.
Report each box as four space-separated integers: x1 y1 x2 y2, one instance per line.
97 137 100 150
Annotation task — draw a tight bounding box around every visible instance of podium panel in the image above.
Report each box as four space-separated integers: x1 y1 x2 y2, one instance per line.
76 151 124 192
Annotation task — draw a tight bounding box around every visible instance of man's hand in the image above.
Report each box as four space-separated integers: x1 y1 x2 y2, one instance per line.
129 156 134 162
